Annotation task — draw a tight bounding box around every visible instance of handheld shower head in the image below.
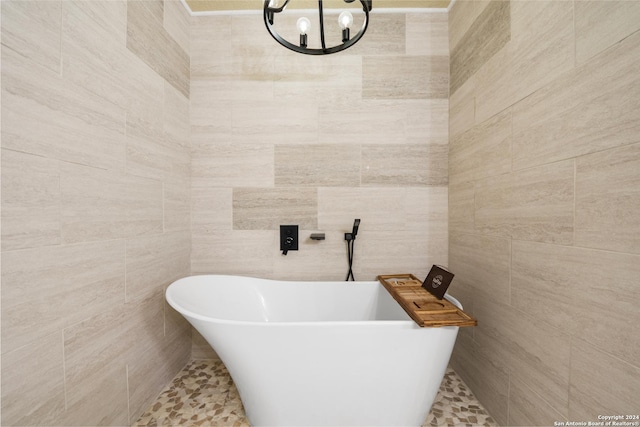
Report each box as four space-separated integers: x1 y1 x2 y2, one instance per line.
351 218 361 239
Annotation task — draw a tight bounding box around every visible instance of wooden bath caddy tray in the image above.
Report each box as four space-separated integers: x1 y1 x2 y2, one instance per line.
377 274 477 328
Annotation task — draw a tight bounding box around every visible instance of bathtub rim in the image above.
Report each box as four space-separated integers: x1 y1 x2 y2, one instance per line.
166 274 463 328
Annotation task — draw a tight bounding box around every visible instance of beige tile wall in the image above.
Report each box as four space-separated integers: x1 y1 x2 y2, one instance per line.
1 0 192 425
448 1 640 425
190 11 450 283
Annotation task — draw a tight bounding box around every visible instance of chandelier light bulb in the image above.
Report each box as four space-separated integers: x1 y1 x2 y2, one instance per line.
338 11 353 29
297 17 311 35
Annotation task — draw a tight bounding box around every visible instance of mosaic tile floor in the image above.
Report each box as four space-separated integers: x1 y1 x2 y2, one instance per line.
134 359 496 427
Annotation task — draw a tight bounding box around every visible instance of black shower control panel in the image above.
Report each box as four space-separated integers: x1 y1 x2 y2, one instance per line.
422 265 455 300
280 225 298 255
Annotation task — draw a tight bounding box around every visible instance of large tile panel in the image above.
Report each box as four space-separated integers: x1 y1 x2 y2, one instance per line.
475 297 571 417
162 83 191 180
125 83 187 184
361 143 448 186
192 142 274 188
60 162 163 243
449 108 511 185
191 187 233 235
318 99 408 145
164 301 192 371
61 0 163 121
448 232 511 303
347 13 406 56
475 160 574 244
318 187 408 231
164 179 191 232
233 188 317 230
359 230 447 280
165 297 192 348
275 144 360 187
575 143 640 254
64 0 126 45
0 0 62 73
449 0 510 96
473 173 510 238
405 99 449 145
190 15 233 80
363 55 448 100
1 49 126 171
406 12 449 57
191 231 275 276
64 293 170 425
449 75 475 138
575 0 640 65
512 240 640 367
475 0 574 124
448 0 476 54
448 181 475 234
470 297 511 375
126 0 189 98
190 81 233 134
569 339 640 420
163 82 191 160
125 292 173 423
126 231 191 302
318 187 447 236
163 0 190 55
1 149 61 251
231 100 318 145
449 336 509 426
129 329 190 424
273 54 362 104
1 240 125 354
126 109 171 181
191 328 219 360
512 30 640 170
229 14 278 80
508 376 568 426
0 333 66 426
509 161 574 244
62 302 140 426
404 186 448 232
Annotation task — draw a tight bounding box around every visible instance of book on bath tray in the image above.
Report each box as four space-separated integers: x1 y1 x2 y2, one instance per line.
422 265 455 300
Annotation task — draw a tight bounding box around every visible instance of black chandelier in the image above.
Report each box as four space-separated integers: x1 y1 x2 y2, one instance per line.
264 0 373 55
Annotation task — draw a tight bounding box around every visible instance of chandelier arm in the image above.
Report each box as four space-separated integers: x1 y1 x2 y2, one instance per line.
318 0 327 51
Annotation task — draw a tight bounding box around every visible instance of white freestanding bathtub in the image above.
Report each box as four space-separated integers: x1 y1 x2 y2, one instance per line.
166 275 462 427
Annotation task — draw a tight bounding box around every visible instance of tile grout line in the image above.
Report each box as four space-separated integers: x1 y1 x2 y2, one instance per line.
126 364 131 426
61 330 68 411
573 158 577 247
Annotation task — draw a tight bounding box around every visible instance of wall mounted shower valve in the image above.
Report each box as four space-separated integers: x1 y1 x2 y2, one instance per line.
280 225 298 255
